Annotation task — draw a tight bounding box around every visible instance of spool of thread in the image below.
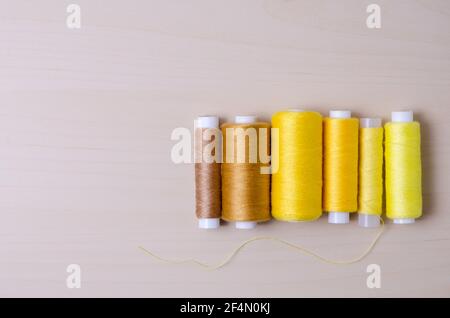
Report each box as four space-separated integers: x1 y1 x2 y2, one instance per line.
358 118 383 228
271 110 323 221
221 116 271 229
195 116 221 229
385 111 422 224
323 110 359 224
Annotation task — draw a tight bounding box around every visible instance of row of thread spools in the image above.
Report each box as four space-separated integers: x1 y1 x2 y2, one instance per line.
195 110 422 229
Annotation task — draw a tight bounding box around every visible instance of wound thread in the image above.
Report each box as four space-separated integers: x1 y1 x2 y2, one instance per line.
271 110 323 221
195 162 221 218
195 117 222 227
358 119 384 227
385 112 422 222
221 121 271 223
323 114 359 214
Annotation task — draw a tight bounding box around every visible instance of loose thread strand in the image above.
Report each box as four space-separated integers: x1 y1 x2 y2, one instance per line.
139 217 385 271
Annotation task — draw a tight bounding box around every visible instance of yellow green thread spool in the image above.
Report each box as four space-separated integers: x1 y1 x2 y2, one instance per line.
271 110 323 222
358 118 384 228
323 110 359 224
385 111 422 224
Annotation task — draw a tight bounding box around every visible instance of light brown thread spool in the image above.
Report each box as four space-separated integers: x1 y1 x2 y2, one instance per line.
221 116 271 229
195 116 221 229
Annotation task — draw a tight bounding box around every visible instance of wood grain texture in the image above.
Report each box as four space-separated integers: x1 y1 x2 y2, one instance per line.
0 0 449 297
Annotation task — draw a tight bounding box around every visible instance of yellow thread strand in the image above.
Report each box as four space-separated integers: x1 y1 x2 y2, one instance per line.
358 127 384 215
271 111 323 221
139 217 385 270
323 118 359 212
385 122 422 219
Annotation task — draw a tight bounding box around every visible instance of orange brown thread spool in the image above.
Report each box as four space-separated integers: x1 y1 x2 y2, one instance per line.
195 116 222 229
221 116 271 229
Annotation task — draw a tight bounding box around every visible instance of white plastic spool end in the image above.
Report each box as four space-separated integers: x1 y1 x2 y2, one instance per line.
287 108 305 112
198 218 220 229
327 110 352 224
329 110 351 119
197 116 219 129
235 115 257 124
393 218 415 225
392 111 413 123
328 212 350 224
358 214 380 228
235 221 257 229
360 117 382 128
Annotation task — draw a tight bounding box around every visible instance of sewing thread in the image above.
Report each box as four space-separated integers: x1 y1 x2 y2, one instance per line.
139 216 385 270
221 120 271 223
195 117 222 228
323 113 359 214
358 120 384 216
385 112 422 222
271 110 323 221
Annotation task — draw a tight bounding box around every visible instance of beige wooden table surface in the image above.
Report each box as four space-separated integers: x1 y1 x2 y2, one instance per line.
0 0 449 297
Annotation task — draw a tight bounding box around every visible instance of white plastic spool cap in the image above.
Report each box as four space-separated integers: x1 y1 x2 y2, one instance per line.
287 108 304 112
198 218 220 229
329 110 351 119
358 214 381 228
391 111 416 225
328 110 352 224
197 116 219 129
235 221 256 229
235 115 257 124
196 116 221 229
392 111 413 123
358 117 382 228
360 117 382 129
232 115 258 230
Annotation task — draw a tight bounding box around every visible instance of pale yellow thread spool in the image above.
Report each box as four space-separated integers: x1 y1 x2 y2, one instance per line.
385 111 422 224
323 110 359 224
358 118 383 228
271 110 323 221
221 116 271 229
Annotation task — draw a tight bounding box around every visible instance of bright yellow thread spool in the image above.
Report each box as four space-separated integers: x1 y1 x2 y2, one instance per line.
221 116 271 229
385 111 422 224
323 111 359 224
271 110 323 221
358 118 383 228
